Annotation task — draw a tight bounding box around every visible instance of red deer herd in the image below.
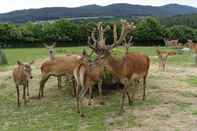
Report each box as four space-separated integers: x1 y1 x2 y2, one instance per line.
12 19 196 116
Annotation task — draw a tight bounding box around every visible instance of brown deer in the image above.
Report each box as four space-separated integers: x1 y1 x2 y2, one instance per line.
87 20 150 114
156 48 176 71
187 40 197 65
164 38 179 48
44 43 63 89
39 50 91 98
12 60 34 106
73 55 106 116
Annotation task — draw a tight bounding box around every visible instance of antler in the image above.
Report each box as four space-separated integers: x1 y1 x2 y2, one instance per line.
124 36 134 54
109 19 136 50
88 22 110 52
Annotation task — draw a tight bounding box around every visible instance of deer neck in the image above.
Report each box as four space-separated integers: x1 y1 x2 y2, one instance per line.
106 54 123 75
49 53 55 61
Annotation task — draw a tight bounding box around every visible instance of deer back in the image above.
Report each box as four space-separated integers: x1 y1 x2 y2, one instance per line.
40 55 83 75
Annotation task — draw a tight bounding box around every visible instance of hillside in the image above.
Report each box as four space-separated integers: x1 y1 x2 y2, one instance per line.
0 3 197 23
160 14 197 28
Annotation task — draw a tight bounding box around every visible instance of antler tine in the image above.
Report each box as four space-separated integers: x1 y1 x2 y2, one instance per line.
43 43 49 48
52 42 56 48
91 28 97 44
109 19 133 50
128 36 133 45
113 23 118 44
88 36 97 51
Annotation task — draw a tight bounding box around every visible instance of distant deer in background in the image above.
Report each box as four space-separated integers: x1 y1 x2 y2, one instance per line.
156 48 176 71
12 60 34 106
44 43 62 89
164 38 179 49
187 40 197 65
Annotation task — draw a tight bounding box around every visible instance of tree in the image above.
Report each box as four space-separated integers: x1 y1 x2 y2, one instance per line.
133 17 164 42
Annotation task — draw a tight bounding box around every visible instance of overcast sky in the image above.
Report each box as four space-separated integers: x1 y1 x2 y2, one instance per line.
0 0 197 13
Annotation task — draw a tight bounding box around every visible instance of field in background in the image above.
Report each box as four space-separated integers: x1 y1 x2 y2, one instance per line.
0 47 197 131
2 46 194 66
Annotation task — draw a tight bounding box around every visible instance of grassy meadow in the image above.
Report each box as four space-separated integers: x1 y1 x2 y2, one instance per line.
0 46 197 131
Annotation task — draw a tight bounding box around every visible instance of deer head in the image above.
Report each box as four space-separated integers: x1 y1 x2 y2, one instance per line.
44 43 56 60
17 60 34 79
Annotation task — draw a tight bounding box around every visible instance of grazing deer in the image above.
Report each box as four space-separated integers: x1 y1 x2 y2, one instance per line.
12 60 34 106
156 48 176 71
39 50 91 98
87 20 150 114
44 43 62 89
164 38 179 48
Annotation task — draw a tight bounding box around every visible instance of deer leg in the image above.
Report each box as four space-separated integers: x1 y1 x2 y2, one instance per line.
23 84 27 105
88 86 92 106
98 79 104 105
119 79 128 115
57 76 62 89
39 74 50 99
16 85 20 107
130 80 138 105
72 77 77 97
79 87 89 117
26 81 29 97
143 77 147 101
75 83 80 114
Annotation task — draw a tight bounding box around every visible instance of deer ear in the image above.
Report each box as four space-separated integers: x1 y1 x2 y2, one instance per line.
43 43 49 48
29 60 34 65
17 60 23 65
52 42 56 48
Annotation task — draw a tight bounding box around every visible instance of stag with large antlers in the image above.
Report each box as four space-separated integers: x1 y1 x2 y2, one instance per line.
87 20 150 114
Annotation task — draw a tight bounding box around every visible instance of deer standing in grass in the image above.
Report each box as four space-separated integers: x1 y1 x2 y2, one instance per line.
39 49 90 98
44 43 62 89
73 24 111 116
87 20 150 114
187 40 197 65
156 48 176 71
12 60 34 106
164 38 179 48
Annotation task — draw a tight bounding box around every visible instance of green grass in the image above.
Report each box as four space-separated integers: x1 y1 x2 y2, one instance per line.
0 46 197 130
185 76 197 87
1 46 194 67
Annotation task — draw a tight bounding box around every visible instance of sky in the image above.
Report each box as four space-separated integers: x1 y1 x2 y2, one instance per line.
0 0 197 13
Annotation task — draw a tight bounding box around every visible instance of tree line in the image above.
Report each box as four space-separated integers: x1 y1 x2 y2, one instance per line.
0 17 197 48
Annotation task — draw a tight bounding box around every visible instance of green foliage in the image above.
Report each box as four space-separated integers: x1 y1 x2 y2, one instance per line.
160 14 197 28
133 17 164 41
0 16 197 47
164 25 196 42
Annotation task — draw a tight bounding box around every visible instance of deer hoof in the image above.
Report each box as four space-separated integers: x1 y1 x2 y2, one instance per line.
88 102 92 106
129 101 134 106
118 109 125 115
100 101 105 105
80 113 85 118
